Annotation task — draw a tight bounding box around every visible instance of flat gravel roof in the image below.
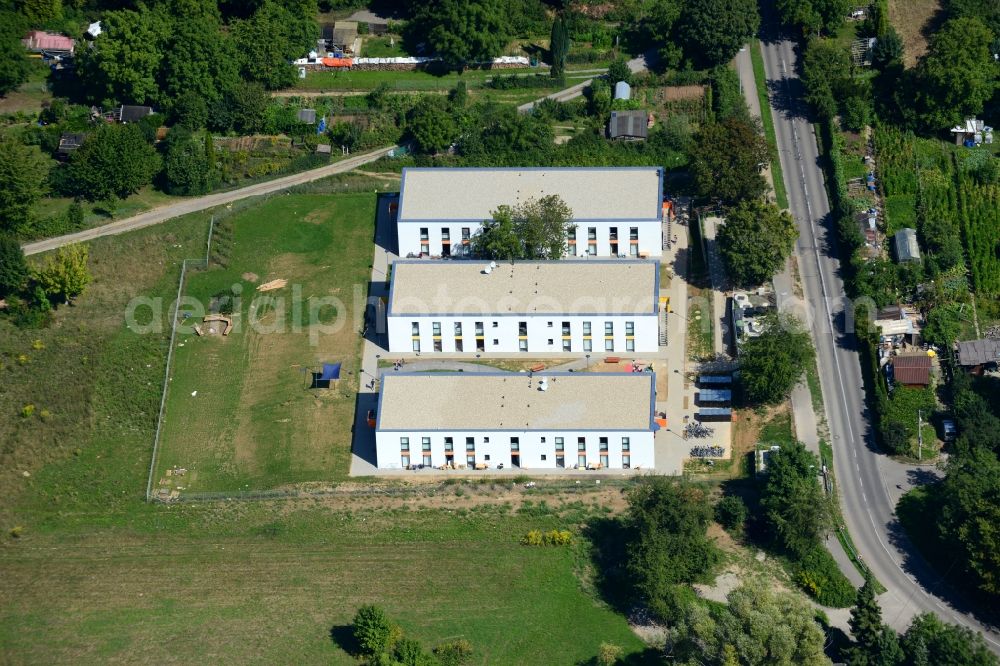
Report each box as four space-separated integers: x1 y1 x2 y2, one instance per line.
389 260 658 315
398 167 662 223
377 372 655 431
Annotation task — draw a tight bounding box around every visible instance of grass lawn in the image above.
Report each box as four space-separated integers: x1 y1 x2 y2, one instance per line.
0 59 52 115
882 194 916 234
156 193 375 494
295 67 502 91
749 40 789 211
0 495 649 664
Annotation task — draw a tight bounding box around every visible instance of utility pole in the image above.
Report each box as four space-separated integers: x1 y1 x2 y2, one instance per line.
917 409 923 461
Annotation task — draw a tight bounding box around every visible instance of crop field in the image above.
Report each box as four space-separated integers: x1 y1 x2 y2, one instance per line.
155 193 375 494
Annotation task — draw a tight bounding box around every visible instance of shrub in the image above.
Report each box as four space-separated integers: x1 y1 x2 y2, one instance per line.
792 546 856 607
352 604 399 656
715 496 748 535
21 404 36 418
521 529 572 546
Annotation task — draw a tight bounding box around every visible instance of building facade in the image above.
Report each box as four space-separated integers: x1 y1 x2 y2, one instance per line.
386 260 661 354
375 372 657 470
395 167 664 258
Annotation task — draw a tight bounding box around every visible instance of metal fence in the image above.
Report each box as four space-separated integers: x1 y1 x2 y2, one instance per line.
144 218 214 502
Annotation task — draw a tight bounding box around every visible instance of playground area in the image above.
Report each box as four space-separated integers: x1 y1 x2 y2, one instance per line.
154 192 375 496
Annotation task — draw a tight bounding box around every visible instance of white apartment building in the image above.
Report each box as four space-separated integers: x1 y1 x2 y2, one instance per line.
395 167 664 258
375 372 657 470
386 259 661 354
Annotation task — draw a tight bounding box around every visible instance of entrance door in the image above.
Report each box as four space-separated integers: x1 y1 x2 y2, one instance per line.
600 454 609 468
556 455 565 468
511 454 520 468
578 454 587 469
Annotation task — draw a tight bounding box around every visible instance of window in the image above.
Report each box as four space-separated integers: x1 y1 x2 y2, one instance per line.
400 437 409 451
605 321 614 335
605 338 614 351
519 339 528 352
609 226 618 241
419 227 429 241
599 437 608 452
622 437 630 452
622 455 630 469
493 339 499 346
483 437 490 443
492 321 499 328
556 455 565 468
445 437 454 452
583 321 591 336
561 321 570 335
466 437 475 451
577 437 586 451
461 227 470 241
454 322 463 336
466 455 475 467
540 437 546 443
411 322 420 335
455 339 463 352
541 454 547 461
562 339 571 352
401 454 410 467
626 339 635 352
547 321 554 328
587 227 597 240
421 243 429 255
519 321 527 336
441 228 450 241
630 242 638 256
583 338 592 352
484 454 491 461
629 227 638 241
432 322 441 336
625 321 634 336
510 437 519 451
413 339 421 352
475 322 484 336
600 454 609 467
423 454 432 466
547 339 554 345
578 454 587 468
476 338 484 352
422 437 431 451
555 437 564 451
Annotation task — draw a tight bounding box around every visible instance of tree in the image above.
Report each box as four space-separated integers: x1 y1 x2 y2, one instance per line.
911 17 996 133
625 479 721 621
407 96 458 155
900 612 995 666
65 201 85 230
352 605 398 656
0 14 31 97
739 314 814 405
801 37 852 119
407 0 510 67
172 90 209 130
0 234 29 297
394 637 434 666
846 575 904 666
549 14 569 78
717 199 797 287
759 440 830 556
669 580 828 665
0 137 48 234
18 0 63 26
67 123 160 202
872 27 903 70
159 0 240 108
233 0 315 90
606 58 631 87
76 8 170 105
775 0 849 35
643 0 682 68
33 243 91 303
472 195 573 260
211 82 269 134
691 117 771 205
938 446 1000 597
162 127 212 195
676 0 760 67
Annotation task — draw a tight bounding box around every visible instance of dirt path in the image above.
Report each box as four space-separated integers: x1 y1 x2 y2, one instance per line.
21 144 398 256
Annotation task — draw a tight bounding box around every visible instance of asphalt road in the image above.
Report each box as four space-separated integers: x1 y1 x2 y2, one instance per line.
758 34 1000 647
22 144 398 256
